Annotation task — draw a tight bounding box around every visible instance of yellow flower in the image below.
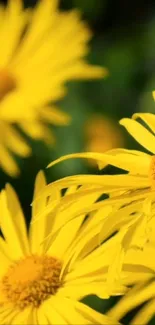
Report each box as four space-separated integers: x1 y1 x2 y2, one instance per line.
107 208 155 325
0 0 106 176
44 112 155 273
0 171 121 324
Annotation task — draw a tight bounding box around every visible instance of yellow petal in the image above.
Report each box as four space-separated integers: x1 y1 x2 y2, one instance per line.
0 91 35 121
67 299 120 325
48 151 150 175
62 206 112 273
0 144 20 177
46 296 119 325
47 215 84 259
0 190 26 259
108 281 155 320
97 148 149 170
99 201 141 244
29 171 49 254
45 174 150 190
42 185 102 248
41 106 71 125
74 301 120 325
5 184 30 254
42 297 69 325
19 120 55 145
4 123 31 157
124 243 155 271
107 243 125 288
58 283 109 300
13 0 58 62
120 118 155 154
0 239 11 277
11 307 33 325
37 305 48 325
131 299 155 325
0 0 29 67
133 112 155 134
0 307 19 325
65 236 118 282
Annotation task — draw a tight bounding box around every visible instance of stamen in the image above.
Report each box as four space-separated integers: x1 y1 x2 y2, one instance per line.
1 255 62 309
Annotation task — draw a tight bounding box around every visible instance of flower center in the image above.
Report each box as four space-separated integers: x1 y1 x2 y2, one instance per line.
0 69 16 100
149 156 155 189
1 255 62 309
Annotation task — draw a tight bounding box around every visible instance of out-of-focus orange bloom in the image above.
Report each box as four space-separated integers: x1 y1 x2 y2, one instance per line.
84 114 124 166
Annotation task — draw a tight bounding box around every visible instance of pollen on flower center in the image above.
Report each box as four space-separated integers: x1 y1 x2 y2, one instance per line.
149 156 155 189
1 255 62 309
0 69 16 100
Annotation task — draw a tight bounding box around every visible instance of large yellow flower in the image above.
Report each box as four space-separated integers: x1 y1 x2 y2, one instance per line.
44 112 155 274
0 171 121 324
0 0 105 176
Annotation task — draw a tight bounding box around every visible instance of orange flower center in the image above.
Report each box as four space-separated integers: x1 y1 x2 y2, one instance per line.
0 69 16 100
1 255 62 309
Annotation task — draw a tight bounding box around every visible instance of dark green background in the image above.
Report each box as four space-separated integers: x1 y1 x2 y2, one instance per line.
1 1 155 323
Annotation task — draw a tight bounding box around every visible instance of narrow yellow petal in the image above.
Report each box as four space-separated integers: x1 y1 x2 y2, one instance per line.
62 207 111 272
0 190 25 259
47 215 84 259
4 123 31 157
42 297 69 325
48 151 150 175
99 201 141 244
0 144 20 177
0 307 19 325
58 283 110 300
41 106 71 125
68 299 120 325
14 0 58 62
98 149 150 170
0 240 10 277
120 118 155 154
11 307 33 325
131 299 155 325
29 171 49 254
37 305 49 325
45 174 150 191
46 296 119 325
108 281 155 320
107 243 125 288
133 112 155 134
65 236 119 282
41 186 102 248
75 302 120 325
0 0 29 67
124 243 155 271
5 184 30 254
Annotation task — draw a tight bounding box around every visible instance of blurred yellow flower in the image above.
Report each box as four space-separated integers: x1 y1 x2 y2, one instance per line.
0 0 106 176
84 114 124 166
0 171 121 324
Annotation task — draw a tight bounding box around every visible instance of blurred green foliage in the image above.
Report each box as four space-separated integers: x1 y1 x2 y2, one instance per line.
1 0 155 323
